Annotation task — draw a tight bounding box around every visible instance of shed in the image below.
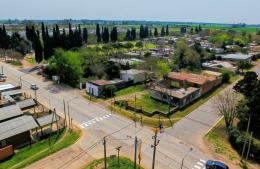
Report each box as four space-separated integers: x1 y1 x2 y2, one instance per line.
0 104 23 122
36 113 59 127
221 53 252 62
0 115 38 148
17 98 36 110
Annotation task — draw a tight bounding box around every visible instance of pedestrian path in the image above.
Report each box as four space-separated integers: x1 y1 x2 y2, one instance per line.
80 113 112 128
192 159 206 169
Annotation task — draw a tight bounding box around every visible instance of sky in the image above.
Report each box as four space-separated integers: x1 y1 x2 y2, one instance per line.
0 0 259 24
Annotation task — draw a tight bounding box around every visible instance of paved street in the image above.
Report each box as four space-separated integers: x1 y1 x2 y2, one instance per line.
1 62 207 169
2 61 259 169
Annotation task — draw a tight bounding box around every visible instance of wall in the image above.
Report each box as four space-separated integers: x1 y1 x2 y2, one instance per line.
86 83 100 97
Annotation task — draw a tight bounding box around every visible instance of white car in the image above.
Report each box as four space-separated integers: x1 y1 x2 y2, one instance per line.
31 83 38 90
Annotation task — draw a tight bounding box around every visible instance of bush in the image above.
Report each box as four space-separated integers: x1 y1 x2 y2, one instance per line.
228 127 260 161
220 68 233 83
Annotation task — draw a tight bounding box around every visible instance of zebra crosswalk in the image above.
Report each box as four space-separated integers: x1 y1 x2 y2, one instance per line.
80 114 112 128
192 159 206 169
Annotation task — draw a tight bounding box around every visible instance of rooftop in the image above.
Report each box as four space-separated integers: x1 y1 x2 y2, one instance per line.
0 84 16 92
0 104 23 122
221 53 252 60
166 72 217 85
150 85 200 99
89 80 112 86
120 69 146 75
0 115 38 140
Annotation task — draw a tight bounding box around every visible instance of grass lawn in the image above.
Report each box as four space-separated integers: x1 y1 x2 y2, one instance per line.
206 119 240 161
0 128 81 169
134 94 169 113
9 60 22 66
85 157 144 169
112 83 230 128
25 55 36 64
115 85 145 97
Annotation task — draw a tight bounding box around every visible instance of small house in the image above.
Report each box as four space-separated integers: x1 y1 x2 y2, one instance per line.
86 80 113 97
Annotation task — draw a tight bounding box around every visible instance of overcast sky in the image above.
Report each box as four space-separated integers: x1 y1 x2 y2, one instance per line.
1 0 259 24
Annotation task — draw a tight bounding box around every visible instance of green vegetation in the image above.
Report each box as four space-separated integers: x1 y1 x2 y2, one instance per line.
25 55 36 64
85 157 144 169
115 85 145 96
0 128 81 169
134 94 169 113
113 83 229 128
206 119 239 161
9 60 22 66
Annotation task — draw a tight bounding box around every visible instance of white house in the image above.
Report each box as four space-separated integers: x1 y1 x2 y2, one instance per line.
120 69 148 84
86 80 112 97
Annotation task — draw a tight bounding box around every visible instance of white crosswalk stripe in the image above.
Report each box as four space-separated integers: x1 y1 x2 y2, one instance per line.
80 114 112 128
192 159 206 169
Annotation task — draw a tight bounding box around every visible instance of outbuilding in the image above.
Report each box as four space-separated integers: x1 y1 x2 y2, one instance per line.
120 69 149 84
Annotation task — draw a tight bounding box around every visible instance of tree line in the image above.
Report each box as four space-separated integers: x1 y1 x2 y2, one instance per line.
0 24 31 54
26 23 89 63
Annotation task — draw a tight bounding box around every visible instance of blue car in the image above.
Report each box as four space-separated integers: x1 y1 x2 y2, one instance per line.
206 160 229 169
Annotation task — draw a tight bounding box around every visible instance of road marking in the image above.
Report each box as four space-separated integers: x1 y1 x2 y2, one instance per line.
194 165 201 169
200 159 206 163
192 159 206 169
80 114 112 128
197 162 204 166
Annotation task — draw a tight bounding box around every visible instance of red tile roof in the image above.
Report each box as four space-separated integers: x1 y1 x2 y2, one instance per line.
166 72 217 85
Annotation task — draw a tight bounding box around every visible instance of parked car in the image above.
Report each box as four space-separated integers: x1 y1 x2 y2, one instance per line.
30 83 38 90
206 160 229 169
0 73 7 82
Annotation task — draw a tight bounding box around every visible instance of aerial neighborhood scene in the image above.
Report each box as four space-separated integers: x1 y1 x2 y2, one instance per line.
1 0 260 169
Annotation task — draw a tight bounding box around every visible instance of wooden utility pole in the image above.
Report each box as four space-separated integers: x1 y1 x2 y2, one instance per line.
103 137 107 169
115 146 122 167
245 132 253 166
134 94 137 128
63 99 67 127
134 136 138 169
241 115 251 162
151 129 159 169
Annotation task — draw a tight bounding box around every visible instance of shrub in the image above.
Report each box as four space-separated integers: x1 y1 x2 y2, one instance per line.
227 127 260 161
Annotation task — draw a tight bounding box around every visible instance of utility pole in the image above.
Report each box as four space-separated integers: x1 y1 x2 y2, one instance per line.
115 146 122 167
103 137 107 169
245 132 253 166
63 99 67 127
241 115 251 162
134 94 137 128
67 102 71 129
134 136 138 169
151 129 159 169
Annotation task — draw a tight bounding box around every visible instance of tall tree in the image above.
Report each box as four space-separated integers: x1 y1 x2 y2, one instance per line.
161 26 165 37
140 25 144 39
82 27 88 43
131 27 136 40
34 31 43 63
154 28 158 37
166 25 169 36
96 24 101 43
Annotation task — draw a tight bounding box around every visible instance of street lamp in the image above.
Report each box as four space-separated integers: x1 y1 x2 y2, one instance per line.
67 96 78 128
31 83 39 103
180 147 193 169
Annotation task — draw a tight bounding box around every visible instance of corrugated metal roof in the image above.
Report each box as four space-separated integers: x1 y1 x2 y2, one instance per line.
17 99 36 109
1 90 23 97
0 115 38 140
36 114 59 127
0 104 23 121
0 84 16 92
